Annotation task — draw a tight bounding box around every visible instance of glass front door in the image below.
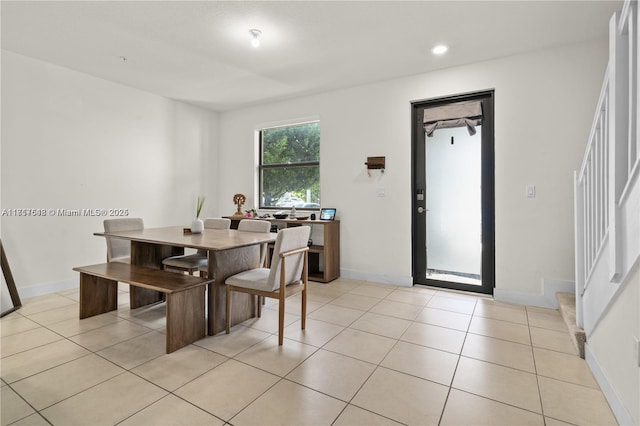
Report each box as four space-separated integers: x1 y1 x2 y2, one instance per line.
425 125 482 286
412 91 494 294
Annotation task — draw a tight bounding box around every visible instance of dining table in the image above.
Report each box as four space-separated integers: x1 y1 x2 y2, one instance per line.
95 225 276 335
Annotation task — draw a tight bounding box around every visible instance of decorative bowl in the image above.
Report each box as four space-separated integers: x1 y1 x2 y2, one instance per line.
273 214 288 219
296 216 309 220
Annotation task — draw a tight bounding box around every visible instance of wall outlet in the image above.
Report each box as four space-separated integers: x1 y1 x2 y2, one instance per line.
376 187 385 197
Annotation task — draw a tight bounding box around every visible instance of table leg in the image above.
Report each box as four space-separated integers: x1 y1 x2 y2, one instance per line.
130 241 182 308
207 245 259 335
79 273 118 318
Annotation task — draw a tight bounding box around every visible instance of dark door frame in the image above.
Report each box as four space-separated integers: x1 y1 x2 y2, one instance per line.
411 90 495 295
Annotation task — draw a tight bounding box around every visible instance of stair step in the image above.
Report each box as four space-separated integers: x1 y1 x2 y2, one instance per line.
556 292 586 359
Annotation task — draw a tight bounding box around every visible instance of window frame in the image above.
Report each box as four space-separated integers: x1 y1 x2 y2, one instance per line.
258 120 320 210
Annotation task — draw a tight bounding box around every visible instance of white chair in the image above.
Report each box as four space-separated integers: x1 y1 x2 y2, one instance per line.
162 217 231 275
203 217 232 230
198 219 271 278
225 226 310 345
103 218 144 263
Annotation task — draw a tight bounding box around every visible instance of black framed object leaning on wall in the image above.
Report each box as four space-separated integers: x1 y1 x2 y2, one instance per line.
1 239 22 317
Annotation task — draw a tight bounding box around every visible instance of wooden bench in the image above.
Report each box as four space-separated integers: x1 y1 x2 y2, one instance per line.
73 262 212 353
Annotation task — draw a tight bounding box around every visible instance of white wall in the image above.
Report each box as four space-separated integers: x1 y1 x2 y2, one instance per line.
1 51 218 296
0 40 610 302
218 40 609 299
586 263 640 425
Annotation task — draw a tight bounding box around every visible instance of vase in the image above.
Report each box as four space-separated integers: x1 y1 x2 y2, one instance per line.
191 218 204 234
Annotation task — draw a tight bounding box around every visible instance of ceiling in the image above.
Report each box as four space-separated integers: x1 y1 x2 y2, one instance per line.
1 1 623 112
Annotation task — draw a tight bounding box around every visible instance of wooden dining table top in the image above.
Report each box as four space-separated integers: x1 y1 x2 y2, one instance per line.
95 226 276 252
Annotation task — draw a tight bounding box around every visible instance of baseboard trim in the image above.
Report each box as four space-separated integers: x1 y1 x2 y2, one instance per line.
340 269 412 287
17 278 77 299
493 278 575 308
585 343 636 426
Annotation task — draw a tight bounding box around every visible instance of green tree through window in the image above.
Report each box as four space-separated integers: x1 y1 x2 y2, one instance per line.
260 121 320 209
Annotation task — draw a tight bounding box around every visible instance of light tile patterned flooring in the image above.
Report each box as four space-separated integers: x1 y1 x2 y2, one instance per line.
1 278 617 425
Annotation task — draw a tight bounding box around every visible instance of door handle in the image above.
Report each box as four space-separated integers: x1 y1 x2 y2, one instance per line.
418 207 426 213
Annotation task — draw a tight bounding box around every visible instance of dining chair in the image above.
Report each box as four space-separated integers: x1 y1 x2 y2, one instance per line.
225 225 310 345
162 217 231 275
238 219 272 266
103 218 144 263
198 219 271 278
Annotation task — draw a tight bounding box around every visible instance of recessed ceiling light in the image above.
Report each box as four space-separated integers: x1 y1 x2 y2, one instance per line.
432 45 448 55
249 29 262 48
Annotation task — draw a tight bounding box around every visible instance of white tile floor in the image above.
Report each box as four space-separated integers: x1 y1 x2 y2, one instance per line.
1 278 618 425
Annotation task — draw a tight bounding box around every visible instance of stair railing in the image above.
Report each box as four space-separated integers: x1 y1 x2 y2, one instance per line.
575 0 639 331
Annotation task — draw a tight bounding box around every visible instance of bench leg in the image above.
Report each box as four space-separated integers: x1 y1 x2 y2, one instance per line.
79 273 118 319
165 286 206 353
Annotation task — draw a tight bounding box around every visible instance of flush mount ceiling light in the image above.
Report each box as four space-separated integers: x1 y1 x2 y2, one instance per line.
249 29 262 48
432 44 448 55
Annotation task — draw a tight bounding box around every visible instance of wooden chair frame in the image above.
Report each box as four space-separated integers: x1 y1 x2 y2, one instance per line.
226 246 309 345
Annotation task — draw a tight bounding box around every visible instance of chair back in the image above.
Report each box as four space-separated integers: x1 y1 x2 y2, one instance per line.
238 219 270 233
103 218 144 262
203 218 231 229
267 226 310 291
238 220 272 266
192 218 231 256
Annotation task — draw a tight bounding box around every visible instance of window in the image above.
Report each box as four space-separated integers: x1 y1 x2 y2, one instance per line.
259 121 320 209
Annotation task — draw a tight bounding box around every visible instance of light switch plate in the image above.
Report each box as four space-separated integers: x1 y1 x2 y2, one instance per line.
526 185 536 198
376 187 385 197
